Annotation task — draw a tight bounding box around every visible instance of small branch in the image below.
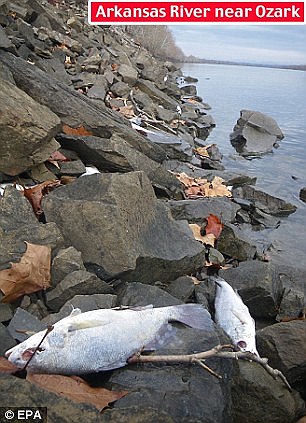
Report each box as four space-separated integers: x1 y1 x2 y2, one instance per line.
22 325 54 372
128 344 292 391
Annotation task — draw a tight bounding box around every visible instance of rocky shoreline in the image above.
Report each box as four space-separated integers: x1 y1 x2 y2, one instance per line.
0 1 305 422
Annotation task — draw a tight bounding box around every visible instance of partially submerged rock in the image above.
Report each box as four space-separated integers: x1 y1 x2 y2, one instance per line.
230 110 284 156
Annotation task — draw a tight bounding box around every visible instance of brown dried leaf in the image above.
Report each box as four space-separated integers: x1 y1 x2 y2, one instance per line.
205 214 224 239
118 105 135 118
194 146 211 158
0 242 51 303
24 180 61 217
189 224 216 247
27 374 128 411
0 357 19 374
62 124 93 136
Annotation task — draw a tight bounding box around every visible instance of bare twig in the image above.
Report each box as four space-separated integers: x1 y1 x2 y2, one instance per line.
129 90 178 135
22 325 54 372
128 344 292 391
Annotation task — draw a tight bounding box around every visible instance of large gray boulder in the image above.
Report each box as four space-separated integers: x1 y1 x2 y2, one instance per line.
257 321 306 399
0 78 60 175
43 172 205 283
57 133 183 198
230 110 284 156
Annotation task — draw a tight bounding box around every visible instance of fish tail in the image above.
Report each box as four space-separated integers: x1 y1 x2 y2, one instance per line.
169 304 214 331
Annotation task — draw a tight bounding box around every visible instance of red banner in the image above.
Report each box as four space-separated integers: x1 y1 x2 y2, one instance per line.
88 1 305 24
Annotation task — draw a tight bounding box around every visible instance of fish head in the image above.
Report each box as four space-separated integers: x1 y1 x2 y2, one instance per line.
236 337 258 355
5 328 67 372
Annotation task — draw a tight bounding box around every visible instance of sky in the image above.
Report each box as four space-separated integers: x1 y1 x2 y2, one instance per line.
171 25 306 65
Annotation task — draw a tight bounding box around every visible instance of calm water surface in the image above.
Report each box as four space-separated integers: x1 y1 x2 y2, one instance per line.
182 63 306 266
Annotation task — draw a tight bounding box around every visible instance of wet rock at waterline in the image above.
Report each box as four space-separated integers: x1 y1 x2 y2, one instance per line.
43 172 205 283
230 110 284 156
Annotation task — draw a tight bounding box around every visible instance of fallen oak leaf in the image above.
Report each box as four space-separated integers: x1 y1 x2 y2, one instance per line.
189 224 216 247
26 374 128 412
0 242 51 304
205 214 224 239
24 180 61 217
0 357 19 374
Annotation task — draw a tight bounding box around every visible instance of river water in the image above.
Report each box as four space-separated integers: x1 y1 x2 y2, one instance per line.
182 63 306 267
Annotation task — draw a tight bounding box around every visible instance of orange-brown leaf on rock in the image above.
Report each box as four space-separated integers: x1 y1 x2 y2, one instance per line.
189 223 216 247
205 214 224 239
0 242 51 304
62 124 93 136
24 180 61 217
193 145 213 159
0 357 19 374
27 374 128 412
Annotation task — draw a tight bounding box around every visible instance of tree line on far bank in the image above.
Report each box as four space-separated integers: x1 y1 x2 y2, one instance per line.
126 26 185 62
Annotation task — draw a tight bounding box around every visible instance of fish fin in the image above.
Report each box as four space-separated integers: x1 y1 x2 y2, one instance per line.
170 304 214 331
69 307 82 317
67 319 109 332
231 308 249 325
143 323 177 351
129 304 154 311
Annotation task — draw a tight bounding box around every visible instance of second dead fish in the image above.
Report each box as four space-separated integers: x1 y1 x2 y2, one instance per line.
214 276 259 355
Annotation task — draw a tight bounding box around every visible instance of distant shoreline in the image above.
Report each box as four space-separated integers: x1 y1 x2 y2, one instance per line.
178 58 306 72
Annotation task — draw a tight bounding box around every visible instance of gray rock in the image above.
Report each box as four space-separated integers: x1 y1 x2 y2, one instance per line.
155 106 177 123
137 78 178 110
51 246 85 286
59 160 86 176
43 172 205 284
117 63 138 85
67 16 83 32
0 52 167 165
46 270 113 311
167 198 240 224
42 294 117 325
220 261 280 319
230 110 284 156
180 85 197 96
0 323 16 355
145 131 193 162
299 187 306 203
0 187 64 271
233 185 297 216
0 374 100 423
29 163 57 182
257 321 306 398
110 81 130 97
166 276 195 302
0 25 17 54
7 308 47 342
119 282 182 307
0 78 60 176
57 133 183 198
231 361 305 423
0 298 13 323
217 224 257 262
100 407 174 423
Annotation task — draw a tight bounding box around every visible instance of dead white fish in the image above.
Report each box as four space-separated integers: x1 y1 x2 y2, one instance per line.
5 304 213 375
213 276 259 355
